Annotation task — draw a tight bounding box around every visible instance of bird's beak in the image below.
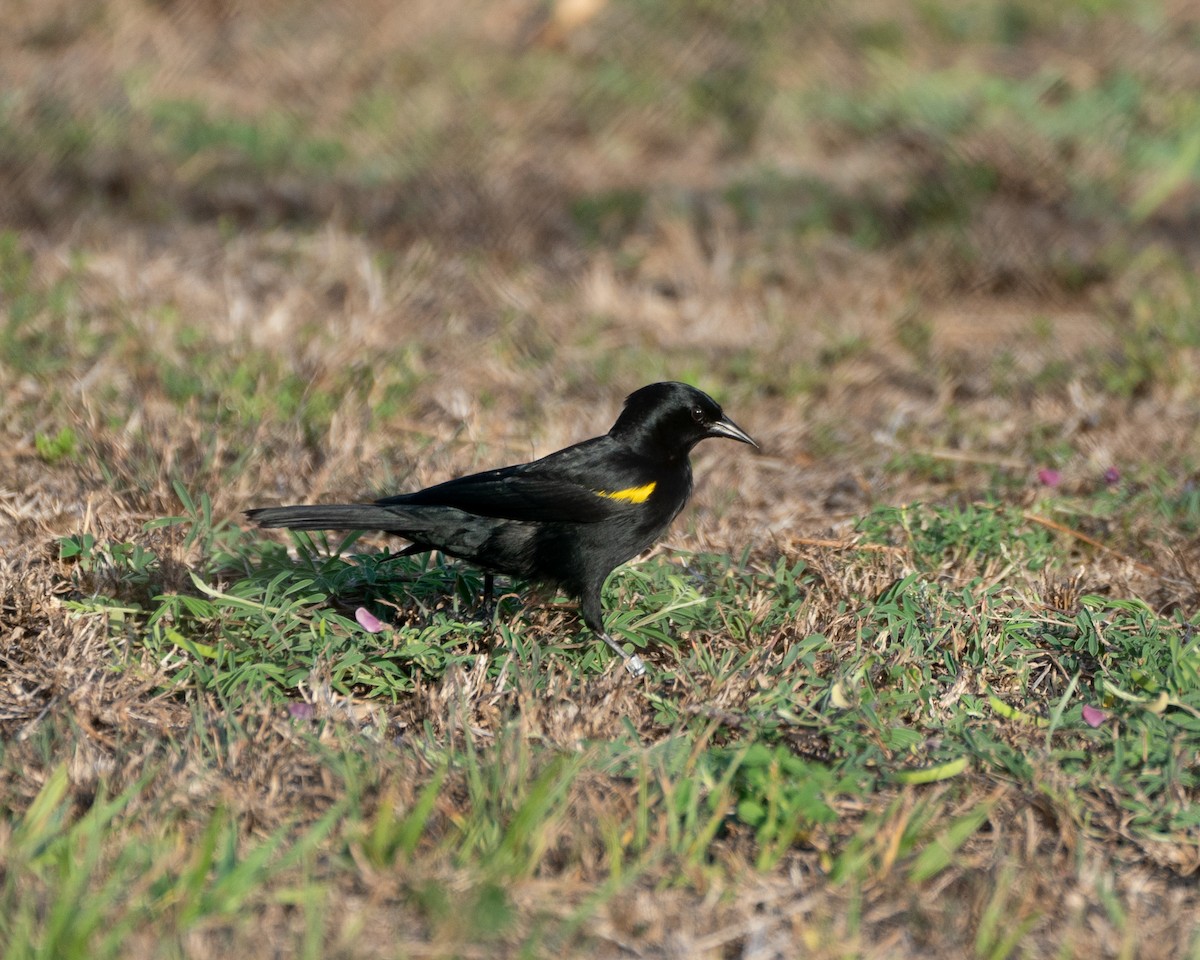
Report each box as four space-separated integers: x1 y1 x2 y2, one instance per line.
708 416 758 449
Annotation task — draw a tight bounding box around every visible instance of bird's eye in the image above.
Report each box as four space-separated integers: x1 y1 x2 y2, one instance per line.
690 404 705 422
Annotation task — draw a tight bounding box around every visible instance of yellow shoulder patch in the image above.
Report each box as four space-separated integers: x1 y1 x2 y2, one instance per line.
595 481 656 504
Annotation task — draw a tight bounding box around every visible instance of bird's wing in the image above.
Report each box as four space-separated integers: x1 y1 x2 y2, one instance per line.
377 441 651 524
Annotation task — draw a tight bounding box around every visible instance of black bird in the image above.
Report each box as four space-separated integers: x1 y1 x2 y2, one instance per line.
246 382 756 676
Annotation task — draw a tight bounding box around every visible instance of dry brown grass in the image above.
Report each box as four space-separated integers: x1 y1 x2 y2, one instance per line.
3 1 1200 957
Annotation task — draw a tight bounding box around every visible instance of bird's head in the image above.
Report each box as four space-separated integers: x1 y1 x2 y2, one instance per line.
609 382 758 460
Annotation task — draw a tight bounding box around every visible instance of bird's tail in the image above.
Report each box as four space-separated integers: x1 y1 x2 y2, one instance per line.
245 504 405 531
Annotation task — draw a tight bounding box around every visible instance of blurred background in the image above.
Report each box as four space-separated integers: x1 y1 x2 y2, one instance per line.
3 0 1199 521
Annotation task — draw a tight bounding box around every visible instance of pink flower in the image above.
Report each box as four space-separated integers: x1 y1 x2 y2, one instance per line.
1103 466 1120 485
1081 704 1107 728
1037 468 1061 487
355 607 385 633
288 702 316 721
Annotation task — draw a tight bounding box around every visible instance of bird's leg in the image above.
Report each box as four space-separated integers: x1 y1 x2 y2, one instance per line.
482 572 495 621
599 631 646 677
580 587 645 677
